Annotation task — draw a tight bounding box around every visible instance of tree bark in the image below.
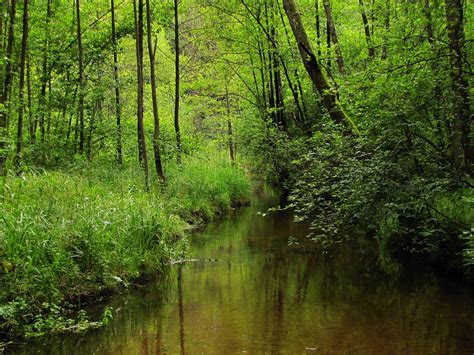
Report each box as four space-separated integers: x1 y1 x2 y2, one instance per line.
381 0 390 59
444 0 471 172
359 0 375 58
225 86 235 165
277 0 306 125
111 0 123 165
174 0 182 165
134 0 150 188
315 0 322 57
39 0 52 144
322 0 345 74
146 0 165 181
0 0 16 175
269 2 286 131
15 0 29 168
76 0 85 154
27 52 34 144
283 0 359 134
424 0 435 45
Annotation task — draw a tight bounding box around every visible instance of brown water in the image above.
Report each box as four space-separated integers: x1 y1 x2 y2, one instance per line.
11 196 474 354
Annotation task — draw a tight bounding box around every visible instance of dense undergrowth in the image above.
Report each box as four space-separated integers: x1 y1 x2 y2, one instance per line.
0 158 250 338
244 118 473 281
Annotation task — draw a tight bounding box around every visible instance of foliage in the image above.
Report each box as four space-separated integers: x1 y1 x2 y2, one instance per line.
0 158 250 336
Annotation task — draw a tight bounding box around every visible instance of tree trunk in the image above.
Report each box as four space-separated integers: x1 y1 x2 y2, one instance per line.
0 2 3 53
146 0 165 181
359 0 375 58
39 0 52 143
111 0 123 165
269 2 286 131
444 0 471 172
225 86 235 165
134 0 150 188
315 0 322 57
0 0 16 176
322 0 345 74
283 0 359 134
27 52 34 144
174 0 182 165
257 39 268 114
424 0 435 45
76 0 85 154
277 0 306 125
326 14 331 71
381 0 390 59
15 0 29 169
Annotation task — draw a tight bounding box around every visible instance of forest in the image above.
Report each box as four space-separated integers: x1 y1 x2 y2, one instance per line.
0 0 472 345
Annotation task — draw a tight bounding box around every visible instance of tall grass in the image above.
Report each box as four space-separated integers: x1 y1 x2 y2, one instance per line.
0 157 250 336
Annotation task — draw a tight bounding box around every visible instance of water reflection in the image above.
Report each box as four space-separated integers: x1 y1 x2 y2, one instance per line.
11 197 474 354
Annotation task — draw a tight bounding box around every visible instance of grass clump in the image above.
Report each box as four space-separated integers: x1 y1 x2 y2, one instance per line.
0 157 250 337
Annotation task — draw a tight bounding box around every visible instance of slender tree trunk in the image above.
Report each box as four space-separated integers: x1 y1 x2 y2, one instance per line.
0 0 16 176
326 15 331 71
66 86 78 144
270 2 286 131
257 39 268 114
47 77 52 136
424 0 435 44
263 1 277 125
57 80 70 141
39 0 52 143
315 0 322 57
225 86 235 165
359 0 375 58
423 0 446 150
27 52 34 143
87 101 97 161
277 0 306 125
249 52 264 115
15 0 29 169
0 2 3 54
111 0 123 165
134 0 150 188
76 0 85 154
444 0 471 172
174 0 182 165
146 0 165 181
283 0 359 134
322 0 345 74
381 0 390 59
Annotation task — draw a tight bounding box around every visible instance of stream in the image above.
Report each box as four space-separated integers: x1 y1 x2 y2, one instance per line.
11 195 474 354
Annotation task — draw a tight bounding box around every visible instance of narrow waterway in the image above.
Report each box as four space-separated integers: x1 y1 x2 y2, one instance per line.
12 196 474 354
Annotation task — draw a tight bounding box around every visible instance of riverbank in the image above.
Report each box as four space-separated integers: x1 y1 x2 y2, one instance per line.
0 158 250 340
8 193 474 354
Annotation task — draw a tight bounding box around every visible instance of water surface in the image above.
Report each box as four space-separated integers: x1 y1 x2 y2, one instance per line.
12 197 474 354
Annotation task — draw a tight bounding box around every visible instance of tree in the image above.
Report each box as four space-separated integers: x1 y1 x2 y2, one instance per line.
76 0 85 154
174 0 182 164
146 0 165 181
381 0 390 59
15 0 29 168
39 0 52 143
0 0 16 176
282 0 358 134
444 0 471 173
322 0 345 74
134 0 150 188
359 0 375 58
111 0 123 165
225 84 235 164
